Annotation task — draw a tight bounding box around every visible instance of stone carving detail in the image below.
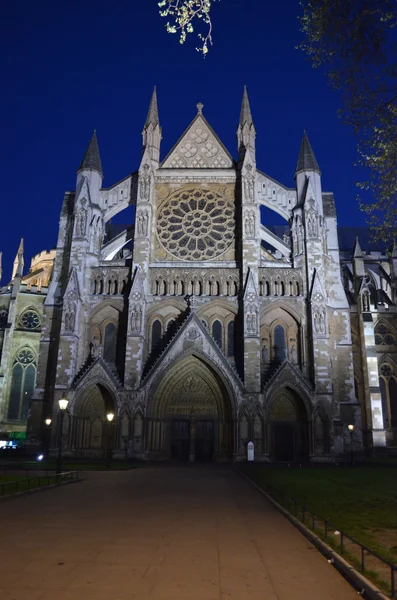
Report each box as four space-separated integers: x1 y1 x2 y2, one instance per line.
130 305 143 333
75 209 87 237
162 120 232 169
245 306 258 335
313 307 326 335
139 164 151 201
90 267 129 295
150 268 239 297
244 210 255 237
186 327 200 341
136 210 149 236
156 187 234 261
306 199 318 238
258 268 302 297
243 164 255 202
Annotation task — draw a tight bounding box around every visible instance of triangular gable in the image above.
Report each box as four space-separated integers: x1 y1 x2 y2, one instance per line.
244 268 259 300
129 265 144 300
64 267 82 302
304 176 316 206
161 113 234 169
263 359 314 401
142 311 243 389
309 269 326 303
75 175 91 208
72 357 122 394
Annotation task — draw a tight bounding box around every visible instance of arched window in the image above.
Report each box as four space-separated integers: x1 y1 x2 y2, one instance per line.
273 325 286 363
227 321 235 357
390 378 397 427
103 323 117 363
212 320 222 349
151 320 162 351
7 349 37 421
379 377 388 428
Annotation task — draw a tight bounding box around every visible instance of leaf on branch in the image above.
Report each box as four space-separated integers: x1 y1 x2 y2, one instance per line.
158 0 216 55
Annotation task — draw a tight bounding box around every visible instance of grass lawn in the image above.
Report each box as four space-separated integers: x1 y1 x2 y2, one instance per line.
243 465 397 565
0 459 134 471
0 473 70 496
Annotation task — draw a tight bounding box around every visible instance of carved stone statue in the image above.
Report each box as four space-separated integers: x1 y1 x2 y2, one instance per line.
243 164 255 202
140 164 151 200
75 210 86 237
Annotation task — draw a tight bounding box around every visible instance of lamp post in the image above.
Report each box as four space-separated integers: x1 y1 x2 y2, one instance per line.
44 418 52 456
106 412 114 468
348 424 355 466
56 395 69 474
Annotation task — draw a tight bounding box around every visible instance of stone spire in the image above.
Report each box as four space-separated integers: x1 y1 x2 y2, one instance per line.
353 237 364 259
352 237 365 278
237 86 256 163
12 237 24 280
144 86 159 128
78 131 103 178
142 87 162 165
0 251 2 282
295 131 321 175
239 85 253 127
392 239 397 259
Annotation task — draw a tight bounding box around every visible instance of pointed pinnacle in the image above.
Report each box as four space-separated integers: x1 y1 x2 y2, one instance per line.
353 237 364 259
392 239 397 258
144 86 159 127
239 85 253 127
296 131 321 174
78 131 103 177
17 237 24 255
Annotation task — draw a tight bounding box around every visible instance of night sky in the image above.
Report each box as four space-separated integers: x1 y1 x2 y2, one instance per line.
1 0 368 282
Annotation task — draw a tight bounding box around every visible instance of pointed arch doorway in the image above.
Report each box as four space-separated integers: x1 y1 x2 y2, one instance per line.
71 383 118 457
148 355 235 461
267 388 310 462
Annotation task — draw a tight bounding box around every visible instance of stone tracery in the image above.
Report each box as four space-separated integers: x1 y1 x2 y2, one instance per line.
156 188 235 261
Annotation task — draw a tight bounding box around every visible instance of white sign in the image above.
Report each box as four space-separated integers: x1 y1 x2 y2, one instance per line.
247 441 254 462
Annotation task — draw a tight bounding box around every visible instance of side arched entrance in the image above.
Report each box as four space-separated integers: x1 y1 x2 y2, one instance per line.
266 388 310 462
148 355 235 461
70 383 118 457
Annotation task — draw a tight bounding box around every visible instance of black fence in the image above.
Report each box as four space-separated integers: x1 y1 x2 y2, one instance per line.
0 470 80 497
248 478 396 598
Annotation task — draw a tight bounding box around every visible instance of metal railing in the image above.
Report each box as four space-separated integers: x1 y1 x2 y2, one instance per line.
0 470 79 497
247 477 396 598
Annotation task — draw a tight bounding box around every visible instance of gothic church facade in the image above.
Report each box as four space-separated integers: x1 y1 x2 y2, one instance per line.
21 88 396 461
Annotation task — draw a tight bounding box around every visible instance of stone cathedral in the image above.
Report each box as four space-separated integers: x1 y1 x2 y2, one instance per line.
2 88 397 461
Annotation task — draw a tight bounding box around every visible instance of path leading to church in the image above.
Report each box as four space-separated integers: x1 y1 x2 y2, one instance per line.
0 466 359 600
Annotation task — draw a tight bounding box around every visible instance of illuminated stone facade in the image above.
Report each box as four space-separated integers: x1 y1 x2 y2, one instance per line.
21 89 397 460
0 244 55 437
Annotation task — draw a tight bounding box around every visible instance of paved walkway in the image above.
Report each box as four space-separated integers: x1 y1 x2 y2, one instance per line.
0 466 358 600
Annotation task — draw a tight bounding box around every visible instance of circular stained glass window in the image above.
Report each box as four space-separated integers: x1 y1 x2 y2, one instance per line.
157 188 235 261
17 348 35 364
20 310 40 330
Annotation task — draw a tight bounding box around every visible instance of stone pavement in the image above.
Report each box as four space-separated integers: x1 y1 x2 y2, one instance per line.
0 465 359 600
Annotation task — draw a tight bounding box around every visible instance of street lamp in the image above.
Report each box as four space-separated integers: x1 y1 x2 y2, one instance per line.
106 412 114 467
56 394 69 474
45 418 52 426
348 424 355 466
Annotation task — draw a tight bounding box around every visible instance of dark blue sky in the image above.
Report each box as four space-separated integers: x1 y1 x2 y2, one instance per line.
1 0 367 282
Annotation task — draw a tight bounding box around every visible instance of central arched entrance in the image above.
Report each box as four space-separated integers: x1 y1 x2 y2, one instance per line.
148 355 234 461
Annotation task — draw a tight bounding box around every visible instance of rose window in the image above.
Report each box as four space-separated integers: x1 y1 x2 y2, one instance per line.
157 188 235 261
